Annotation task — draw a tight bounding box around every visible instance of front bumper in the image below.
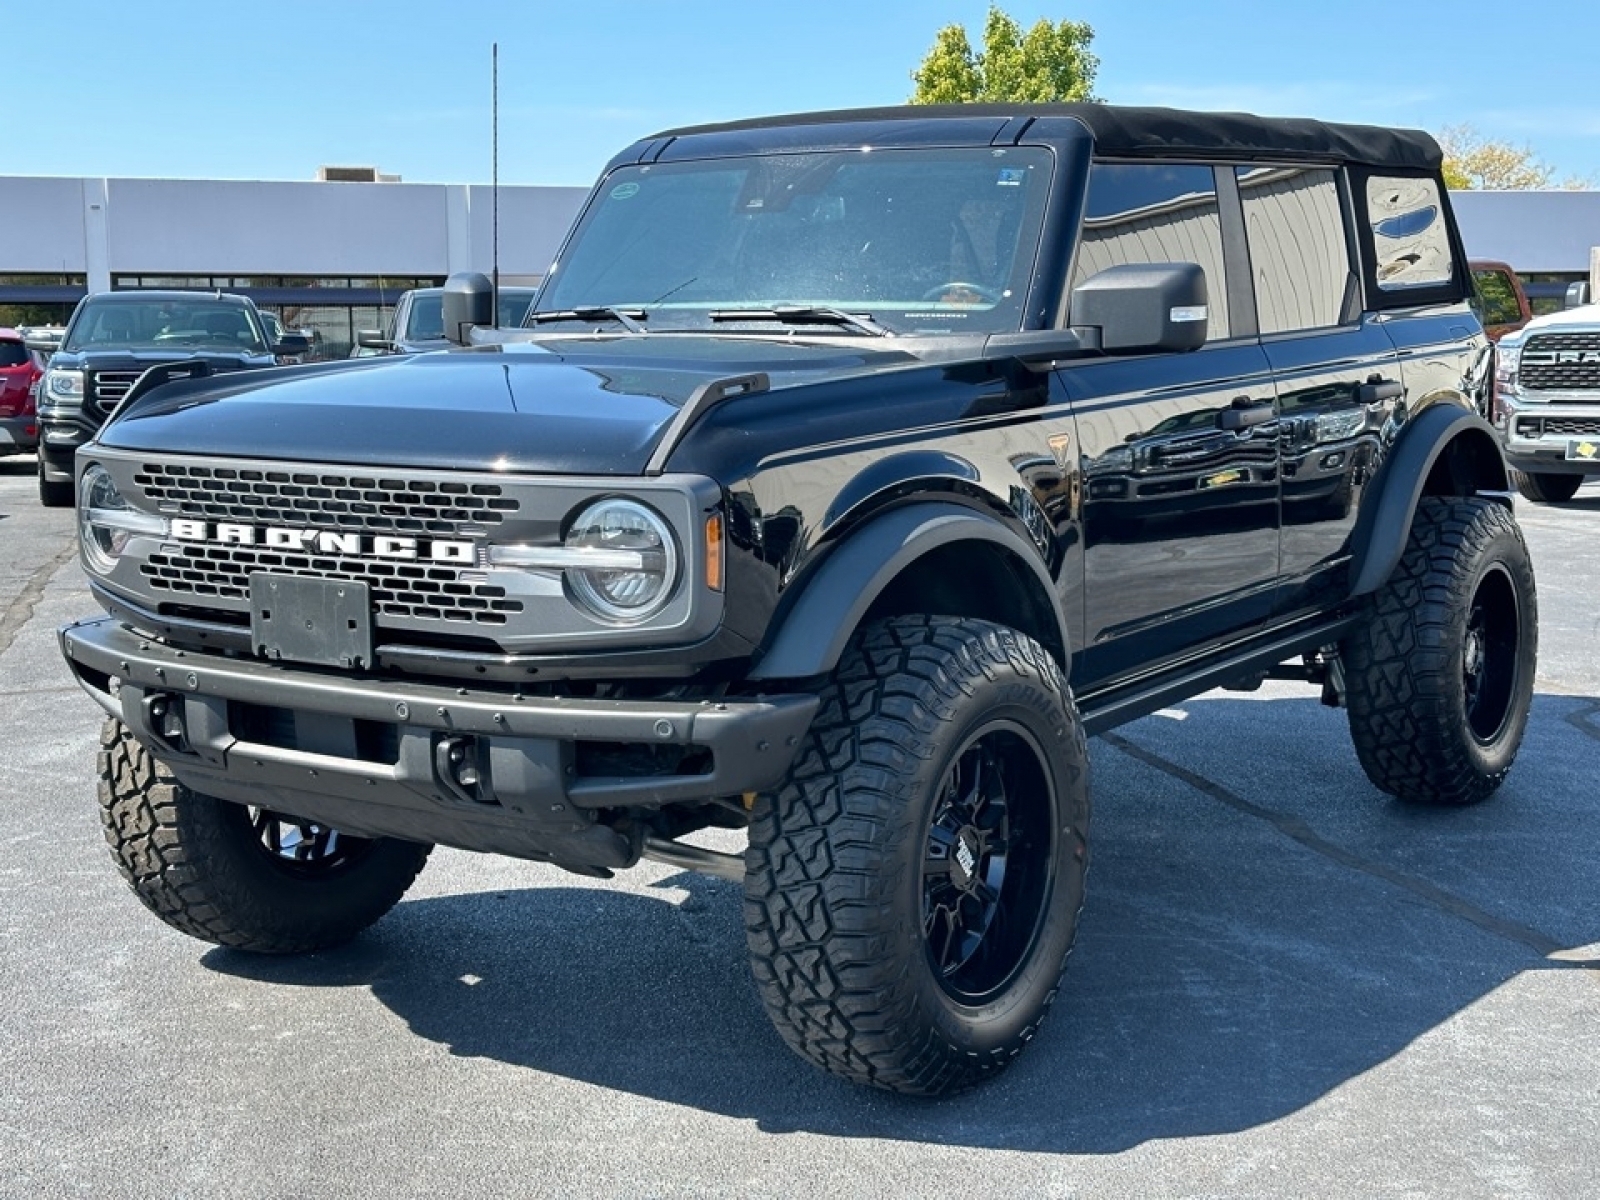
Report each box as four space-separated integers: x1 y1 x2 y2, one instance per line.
1498 395 1600 474
61 617 817 870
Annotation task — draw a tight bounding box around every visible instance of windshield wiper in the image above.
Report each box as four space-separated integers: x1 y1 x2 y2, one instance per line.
707 306 890 337
527 307 647 333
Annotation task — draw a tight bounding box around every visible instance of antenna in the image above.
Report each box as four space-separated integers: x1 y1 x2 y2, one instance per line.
492 42 500 328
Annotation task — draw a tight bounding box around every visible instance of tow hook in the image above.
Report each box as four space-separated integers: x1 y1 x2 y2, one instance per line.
143 693 190 754
435 734 494 805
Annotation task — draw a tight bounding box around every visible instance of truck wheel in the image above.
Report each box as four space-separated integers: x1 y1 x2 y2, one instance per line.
38 460 72 508
97 719 432 953
1343 496 1536 805
1511 470 1582 504
744 616 1089 1095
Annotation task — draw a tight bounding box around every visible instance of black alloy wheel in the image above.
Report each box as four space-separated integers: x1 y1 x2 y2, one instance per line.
922 723 1056 1004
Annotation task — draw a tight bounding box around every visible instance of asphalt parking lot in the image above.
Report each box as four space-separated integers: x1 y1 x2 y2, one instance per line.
2 453 1596 1199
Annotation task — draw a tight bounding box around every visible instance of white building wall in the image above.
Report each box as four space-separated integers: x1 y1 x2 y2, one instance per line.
1452 190 1600 272
0 178 95 273
0 175 588 287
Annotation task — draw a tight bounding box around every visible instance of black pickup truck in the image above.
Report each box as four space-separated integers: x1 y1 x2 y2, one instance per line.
60 104 1533 1096
35 290 308 506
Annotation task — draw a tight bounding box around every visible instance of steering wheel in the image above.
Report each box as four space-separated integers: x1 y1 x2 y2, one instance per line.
920 281 1001 304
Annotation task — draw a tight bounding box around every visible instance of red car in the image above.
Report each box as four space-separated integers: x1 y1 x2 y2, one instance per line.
0 327 43 456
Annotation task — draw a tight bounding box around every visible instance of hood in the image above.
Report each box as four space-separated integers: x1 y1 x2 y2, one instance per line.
1507 303 1600 342
57 347 273 371
95 336 922 475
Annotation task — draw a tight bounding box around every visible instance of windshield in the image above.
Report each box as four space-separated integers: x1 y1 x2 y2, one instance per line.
536 146 1053 335
63 299 269 354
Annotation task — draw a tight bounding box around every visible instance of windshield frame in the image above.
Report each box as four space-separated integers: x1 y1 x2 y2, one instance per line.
535 145 1057 338
61 297 272 355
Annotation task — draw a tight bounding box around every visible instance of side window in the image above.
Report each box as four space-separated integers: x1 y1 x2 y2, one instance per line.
1472 266 1523 327
1237 166 1351 333
1071 163 1230 340
1366 175 1454 290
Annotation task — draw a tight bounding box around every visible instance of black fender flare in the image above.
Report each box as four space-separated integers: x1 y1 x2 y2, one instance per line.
748 501 1070 680
1348 404 1511 597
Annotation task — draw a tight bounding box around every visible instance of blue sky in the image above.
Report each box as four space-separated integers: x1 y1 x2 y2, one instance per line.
10 0 1599 187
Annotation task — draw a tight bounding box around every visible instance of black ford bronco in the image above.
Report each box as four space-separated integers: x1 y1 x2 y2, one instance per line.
61 105 1535 1096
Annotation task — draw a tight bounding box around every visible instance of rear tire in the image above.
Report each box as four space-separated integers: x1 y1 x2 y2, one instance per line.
744 616 1089 1095
1342 497 1536 805
1512 470 1582 504
97 719 432 953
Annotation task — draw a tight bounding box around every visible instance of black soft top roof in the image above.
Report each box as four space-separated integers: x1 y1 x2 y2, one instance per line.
654 103 1441 172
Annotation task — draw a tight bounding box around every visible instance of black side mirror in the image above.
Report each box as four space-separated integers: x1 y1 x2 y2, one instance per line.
1566 281 1592 310
442 273 495 346
355 329 392 351
1071 262 1209 353
273 334 312 357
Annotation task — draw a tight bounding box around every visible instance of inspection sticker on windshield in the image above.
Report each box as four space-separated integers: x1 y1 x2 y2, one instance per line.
996 168 1027 186
609 182 640 200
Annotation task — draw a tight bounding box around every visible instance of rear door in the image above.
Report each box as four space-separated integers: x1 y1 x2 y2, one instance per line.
1234 164 1402 618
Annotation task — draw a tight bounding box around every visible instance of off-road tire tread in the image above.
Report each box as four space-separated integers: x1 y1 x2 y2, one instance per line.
97 719 431 953
744 615 1088 1096
1344 496 1535 806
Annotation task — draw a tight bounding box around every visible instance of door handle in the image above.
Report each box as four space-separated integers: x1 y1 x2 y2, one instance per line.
1357 376 1403 405
1218 397 1275 430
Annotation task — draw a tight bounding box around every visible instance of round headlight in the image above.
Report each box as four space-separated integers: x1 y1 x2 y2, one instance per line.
563 499 678 624
79 464 131 574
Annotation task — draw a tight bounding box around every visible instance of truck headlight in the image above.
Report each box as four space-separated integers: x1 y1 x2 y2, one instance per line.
562 499 678 623
79 464 166 575
1495 341 1522 391
486 498 681 624
46 369 84 401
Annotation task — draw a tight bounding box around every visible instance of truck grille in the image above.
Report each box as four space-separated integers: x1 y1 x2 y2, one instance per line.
88 370 141 417
1520 332 1600 393
140 544 524 625
129 462 526 629
132 462 518 535
1515 415 1600 438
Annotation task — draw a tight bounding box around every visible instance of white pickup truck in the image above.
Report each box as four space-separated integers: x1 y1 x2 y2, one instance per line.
1493 299 1600 502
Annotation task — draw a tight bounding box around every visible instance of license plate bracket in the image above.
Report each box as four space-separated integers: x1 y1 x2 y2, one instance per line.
249 575 373 669
1566 439 1600 462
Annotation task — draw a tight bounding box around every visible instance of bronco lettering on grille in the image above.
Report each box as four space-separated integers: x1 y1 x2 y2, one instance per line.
169 520 476 564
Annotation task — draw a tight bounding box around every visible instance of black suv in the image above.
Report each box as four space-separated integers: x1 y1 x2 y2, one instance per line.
36 290 308 506
59 105 1534 1096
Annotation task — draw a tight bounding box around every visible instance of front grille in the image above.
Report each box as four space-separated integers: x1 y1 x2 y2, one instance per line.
140 545 524 625
132 462 519 535
1516 415 1600 439
1520 332 1600 393
89 370 141 417
128 462 527 631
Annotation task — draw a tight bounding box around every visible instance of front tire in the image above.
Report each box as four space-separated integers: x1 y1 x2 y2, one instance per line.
97 719 432 953
744 617 1090 1095
38 459 72 508
1343 497 1537 805
1512 470 1583 504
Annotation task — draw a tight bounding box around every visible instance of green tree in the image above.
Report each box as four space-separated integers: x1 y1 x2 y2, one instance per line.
910 6 1098 104
1438 125 1591 190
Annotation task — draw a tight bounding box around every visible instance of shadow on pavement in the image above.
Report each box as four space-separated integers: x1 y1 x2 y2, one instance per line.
204 692 1600 1152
